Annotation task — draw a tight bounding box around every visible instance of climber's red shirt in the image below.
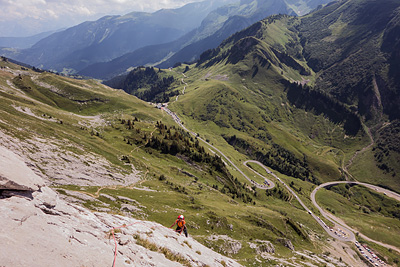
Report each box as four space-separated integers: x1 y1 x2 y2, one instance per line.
176 219 186 228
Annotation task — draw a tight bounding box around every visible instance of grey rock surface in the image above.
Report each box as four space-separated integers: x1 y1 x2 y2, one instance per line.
0 189 242 267
0 146 45 191
0 145 242 267
248 240 275 254
207 235 243 255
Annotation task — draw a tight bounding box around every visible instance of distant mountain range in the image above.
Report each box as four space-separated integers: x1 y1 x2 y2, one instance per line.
1 0 332 79
81 0 333 79
1 0 234 74
0 30 57 49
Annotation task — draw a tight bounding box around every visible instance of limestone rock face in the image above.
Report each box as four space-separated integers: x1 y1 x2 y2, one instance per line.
0 146 241 267
0 189 242 267
0 146 45 191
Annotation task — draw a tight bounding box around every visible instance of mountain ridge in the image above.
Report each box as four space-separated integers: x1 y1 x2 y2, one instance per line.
80 0 333 79
191 0 400 123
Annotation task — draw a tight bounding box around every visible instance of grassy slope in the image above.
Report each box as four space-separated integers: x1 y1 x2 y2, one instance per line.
171 17 366 186
0 60 334 266
349 147 400 193
166 7 400 263
170 1 399 189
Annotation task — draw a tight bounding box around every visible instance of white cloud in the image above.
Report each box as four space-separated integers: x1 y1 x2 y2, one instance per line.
0 0 200 36
45 9 59 19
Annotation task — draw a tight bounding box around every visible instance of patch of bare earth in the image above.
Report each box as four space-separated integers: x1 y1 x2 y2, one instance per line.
202 72 229 81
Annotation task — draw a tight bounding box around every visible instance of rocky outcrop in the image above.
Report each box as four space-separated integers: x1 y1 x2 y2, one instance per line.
248 240 275 254
0 145 242 267
1 189 242 266
277 238 295 251
206 235 243 255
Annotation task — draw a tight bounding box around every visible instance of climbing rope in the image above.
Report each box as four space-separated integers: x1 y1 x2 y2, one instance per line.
111 222 140 267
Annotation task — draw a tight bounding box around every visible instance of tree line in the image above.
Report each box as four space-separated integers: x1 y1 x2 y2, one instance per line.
105 67 177 103
122 119 255 203
285 81 361 136
373 120 400 177
224 135 319 184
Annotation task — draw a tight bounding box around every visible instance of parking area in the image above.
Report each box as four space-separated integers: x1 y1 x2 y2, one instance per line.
355 241 386 266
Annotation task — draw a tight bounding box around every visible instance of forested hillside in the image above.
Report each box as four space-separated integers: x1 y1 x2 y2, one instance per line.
104 67 177 103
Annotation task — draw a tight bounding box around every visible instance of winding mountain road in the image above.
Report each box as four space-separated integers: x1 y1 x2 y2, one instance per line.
165 104 357 241
163 106 272 190
245 161 355 242
243 160 274 189
312 181 400 254
163 74 400 258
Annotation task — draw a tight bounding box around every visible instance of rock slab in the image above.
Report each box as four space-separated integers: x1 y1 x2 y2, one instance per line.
0 146 45 191
0 145 242 267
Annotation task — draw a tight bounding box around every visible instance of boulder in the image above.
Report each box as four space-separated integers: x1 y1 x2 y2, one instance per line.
0 146 44 191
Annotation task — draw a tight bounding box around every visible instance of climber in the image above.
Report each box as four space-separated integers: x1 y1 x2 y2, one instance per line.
170 215 188 237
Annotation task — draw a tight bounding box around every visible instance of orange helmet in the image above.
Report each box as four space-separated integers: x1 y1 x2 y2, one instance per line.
178 215 184 220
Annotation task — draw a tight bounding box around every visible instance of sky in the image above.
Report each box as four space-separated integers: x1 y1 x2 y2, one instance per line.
0 0 201 37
